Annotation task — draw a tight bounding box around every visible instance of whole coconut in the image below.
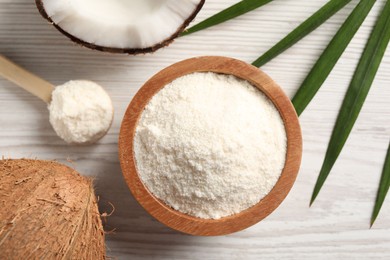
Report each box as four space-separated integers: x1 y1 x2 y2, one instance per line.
0 159 105 259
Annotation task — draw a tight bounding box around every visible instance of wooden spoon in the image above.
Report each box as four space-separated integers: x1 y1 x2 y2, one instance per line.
0 54 113 144
0 54 54 103
119 56 302 236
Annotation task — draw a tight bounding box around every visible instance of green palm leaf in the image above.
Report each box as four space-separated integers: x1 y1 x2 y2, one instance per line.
292 0 375 116
181 0 273 36
371 142 390 227
252 0 352 67
181 0 390 224
311 0 390 205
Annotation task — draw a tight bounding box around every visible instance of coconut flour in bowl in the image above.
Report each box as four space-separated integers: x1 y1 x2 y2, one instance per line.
134 72 287 219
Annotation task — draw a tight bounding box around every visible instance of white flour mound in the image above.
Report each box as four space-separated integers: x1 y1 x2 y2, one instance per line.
49 80 113 144
134 72 287 219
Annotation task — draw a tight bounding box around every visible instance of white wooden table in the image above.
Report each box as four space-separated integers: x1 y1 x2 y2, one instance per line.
1 0 389 259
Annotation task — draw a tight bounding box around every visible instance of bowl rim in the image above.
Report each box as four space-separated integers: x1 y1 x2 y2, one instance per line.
119 56 302 236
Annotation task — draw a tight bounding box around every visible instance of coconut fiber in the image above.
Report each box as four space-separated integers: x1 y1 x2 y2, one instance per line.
0 159 105 259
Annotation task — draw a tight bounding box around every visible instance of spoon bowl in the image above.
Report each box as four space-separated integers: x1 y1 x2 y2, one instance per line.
119 56 302 236
0 54 114 145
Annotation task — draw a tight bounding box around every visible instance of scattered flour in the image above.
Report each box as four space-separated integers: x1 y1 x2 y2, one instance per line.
48 80 113 144
134 72 287 219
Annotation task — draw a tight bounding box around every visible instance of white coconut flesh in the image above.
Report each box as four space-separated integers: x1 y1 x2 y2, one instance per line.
41 0 202 49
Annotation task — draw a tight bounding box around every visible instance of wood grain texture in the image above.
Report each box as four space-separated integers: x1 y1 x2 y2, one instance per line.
0 0 389 258
119 56 302 236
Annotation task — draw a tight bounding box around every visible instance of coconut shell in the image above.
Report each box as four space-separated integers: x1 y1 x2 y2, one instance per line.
0 159 105 259
35 0 205 54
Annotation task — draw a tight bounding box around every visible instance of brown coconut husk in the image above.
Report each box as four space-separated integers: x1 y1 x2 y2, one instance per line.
0 159 105 259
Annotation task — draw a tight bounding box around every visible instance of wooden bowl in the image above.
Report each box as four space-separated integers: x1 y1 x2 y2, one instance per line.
119 56 302 236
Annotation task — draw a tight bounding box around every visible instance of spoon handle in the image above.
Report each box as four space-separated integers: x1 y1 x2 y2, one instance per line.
0 54 54 104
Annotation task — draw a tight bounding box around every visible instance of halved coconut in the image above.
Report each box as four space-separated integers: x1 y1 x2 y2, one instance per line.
36 0 205 54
